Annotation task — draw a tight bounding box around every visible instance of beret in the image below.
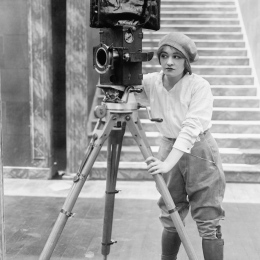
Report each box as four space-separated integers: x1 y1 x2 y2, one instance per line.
158 32 199 63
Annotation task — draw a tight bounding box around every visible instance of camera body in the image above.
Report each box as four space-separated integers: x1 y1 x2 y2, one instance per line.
93 27 153 86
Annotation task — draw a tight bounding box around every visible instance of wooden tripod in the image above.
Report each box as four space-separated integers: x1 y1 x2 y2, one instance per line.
39 90 199 260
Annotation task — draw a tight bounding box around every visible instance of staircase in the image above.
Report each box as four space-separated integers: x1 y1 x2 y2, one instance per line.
85 0 260 183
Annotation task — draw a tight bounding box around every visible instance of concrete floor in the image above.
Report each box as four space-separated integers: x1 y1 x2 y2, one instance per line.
1 179 260 260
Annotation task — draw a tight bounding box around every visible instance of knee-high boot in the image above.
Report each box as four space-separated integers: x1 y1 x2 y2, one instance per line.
161 228 181 260
202 239 224 260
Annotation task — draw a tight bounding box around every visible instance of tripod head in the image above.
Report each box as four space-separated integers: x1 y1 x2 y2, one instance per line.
94 84 142 116
94 84 163 123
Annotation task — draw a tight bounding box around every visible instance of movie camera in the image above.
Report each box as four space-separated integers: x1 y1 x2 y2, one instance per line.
90 0 161 91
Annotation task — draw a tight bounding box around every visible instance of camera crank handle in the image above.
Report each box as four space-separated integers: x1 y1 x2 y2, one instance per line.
121 87 143 103
138 104 163 123
130 88 143 94
151 118 163 123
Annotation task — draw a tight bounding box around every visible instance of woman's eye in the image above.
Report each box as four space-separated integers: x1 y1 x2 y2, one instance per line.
173 55 180 59
161 54 168 59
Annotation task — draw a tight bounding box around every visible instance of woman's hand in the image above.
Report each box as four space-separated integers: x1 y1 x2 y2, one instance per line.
145 156 172 175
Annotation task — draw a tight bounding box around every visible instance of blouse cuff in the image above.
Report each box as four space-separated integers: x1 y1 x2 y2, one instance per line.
173 136 193 154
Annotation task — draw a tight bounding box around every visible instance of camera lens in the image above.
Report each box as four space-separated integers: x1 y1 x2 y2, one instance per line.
96 48 107 67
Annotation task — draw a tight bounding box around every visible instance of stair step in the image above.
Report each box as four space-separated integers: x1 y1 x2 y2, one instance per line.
202 75 254 85
96 86 257 101
161 5 237 12
160 18 239 25
213 96 259 107
85 162 260 183
143 66 252 75
89 107 260 123
195 57 249 65
220 148 260 164
137 108 260 121
212 86 257 96
215 133 260 148
134 120 260 134
194 49 246 56
183 41 245 48
161 0 236 5
213 108 260 120
119 132 260 148
95 99 260 118
90 119 260 134
212 120 260 133
144 47 247 56
158 25 241 33
144 31 243 40
96 145 260 165
160 11 238 19
223 163 260 183
89 107 260 122
142 38 246 48
129 75 253 85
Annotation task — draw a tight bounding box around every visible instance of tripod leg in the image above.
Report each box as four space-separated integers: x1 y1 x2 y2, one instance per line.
101 123 125 259
39 115 117 260
126 115 199 260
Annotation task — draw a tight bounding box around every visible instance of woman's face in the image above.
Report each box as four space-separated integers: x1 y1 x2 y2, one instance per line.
159 46 185 78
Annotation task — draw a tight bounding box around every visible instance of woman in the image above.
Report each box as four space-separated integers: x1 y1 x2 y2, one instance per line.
140 32 226 260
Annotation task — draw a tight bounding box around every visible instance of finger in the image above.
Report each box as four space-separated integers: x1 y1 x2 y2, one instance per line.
147 167 155 173
148 167 157 174
145 157 156 164
148 165 159 173
147 162 160 171
149 169 160 175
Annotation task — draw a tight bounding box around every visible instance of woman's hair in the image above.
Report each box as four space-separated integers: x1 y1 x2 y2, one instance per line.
157 45 192 75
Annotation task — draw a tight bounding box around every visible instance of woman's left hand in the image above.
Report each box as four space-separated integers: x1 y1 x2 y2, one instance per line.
145 156 172 175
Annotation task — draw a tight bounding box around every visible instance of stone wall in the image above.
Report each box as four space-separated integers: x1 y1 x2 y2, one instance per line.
66 0 99 173
0 0 30 167
237 0 260 83
0 0 53 179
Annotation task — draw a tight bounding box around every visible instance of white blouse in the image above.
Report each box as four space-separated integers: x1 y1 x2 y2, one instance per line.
140 71 213 153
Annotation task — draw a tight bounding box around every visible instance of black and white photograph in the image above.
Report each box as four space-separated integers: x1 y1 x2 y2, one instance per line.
0 0 260 259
